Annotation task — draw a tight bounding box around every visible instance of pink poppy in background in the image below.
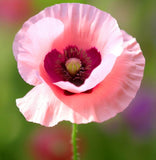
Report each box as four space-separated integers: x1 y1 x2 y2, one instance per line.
13 3 145 127
0 0 32 24
28 127 73 160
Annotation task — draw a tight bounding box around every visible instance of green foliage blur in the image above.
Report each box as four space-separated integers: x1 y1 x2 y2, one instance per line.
0 0 156 160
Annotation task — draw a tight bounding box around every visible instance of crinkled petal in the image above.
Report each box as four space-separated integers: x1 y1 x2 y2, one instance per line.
42 31 145 123
48 3 123 56
16 83 96 127
13 17 64 85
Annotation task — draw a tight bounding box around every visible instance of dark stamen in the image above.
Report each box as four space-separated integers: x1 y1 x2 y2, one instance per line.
44 45 101 87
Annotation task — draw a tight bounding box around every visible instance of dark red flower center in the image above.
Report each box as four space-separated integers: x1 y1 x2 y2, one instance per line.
44 46 101 86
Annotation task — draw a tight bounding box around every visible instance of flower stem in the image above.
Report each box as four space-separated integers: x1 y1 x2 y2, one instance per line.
72 123 78 160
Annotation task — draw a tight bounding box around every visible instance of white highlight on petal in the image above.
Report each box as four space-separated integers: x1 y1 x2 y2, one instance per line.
13 17 64 85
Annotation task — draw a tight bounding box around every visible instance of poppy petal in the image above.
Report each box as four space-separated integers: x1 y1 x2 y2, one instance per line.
16 83 91 126
48 3 123 56
13 17 64 85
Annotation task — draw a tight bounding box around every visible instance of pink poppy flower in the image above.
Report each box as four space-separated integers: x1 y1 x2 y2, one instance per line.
13 3 145 127
28 127 73 160
0 0 32 24
27 126 85 160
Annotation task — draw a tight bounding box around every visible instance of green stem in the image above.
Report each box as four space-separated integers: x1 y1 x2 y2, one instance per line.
72 123 78 160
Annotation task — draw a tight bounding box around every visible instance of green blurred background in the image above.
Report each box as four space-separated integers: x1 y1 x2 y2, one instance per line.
0 0 156 160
